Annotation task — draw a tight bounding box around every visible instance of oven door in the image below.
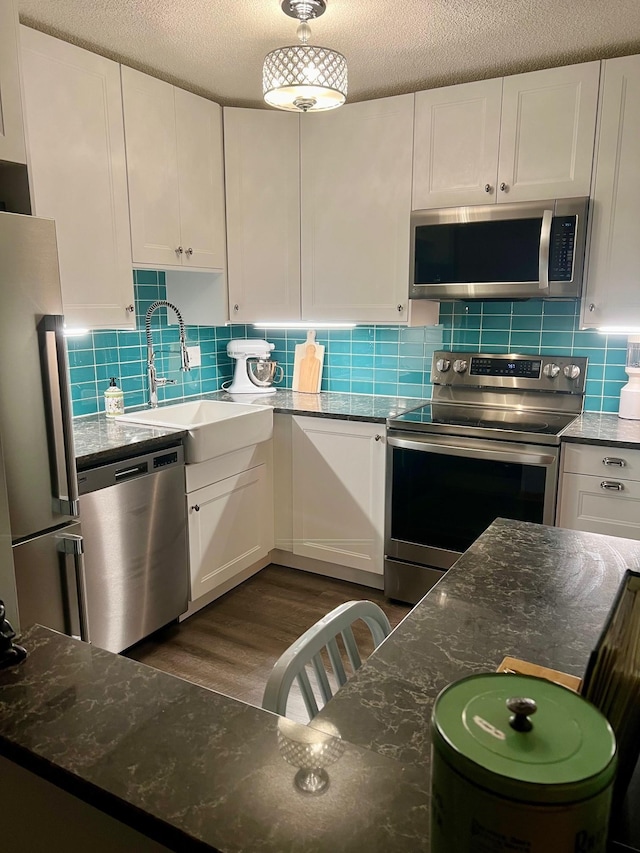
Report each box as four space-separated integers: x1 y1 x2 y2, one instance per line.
385 431 559 601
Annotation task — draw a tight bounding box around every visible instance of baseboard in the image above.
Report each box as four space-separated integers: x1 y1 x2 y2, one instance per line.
270 549 384 590
180 555 271 620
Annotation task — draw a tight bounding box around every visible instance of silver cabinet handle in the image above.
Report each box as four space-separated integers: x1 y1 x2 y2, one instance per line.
603 457 626 467
233 304 239 313
397 304 404 313
500 182 507 192
126 304 135 313
38 316 80 517
176 246 183 255
601 481 624 491
185 247 193 256
589 303 596 312
538 208 553 292
374 434 383 442
484 183 492 193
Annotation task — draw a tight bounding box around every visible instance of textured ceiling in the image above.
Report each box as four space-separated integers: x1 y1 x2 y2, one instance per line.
16 0 640 108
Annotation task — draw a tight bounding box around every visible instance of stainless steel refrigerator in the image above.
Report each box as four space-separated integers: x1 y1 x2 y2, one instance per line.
0 211 86 640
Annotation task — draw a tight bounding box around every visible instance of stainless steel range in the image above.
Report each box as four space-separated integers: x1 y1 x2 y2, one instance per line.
384 350 588 604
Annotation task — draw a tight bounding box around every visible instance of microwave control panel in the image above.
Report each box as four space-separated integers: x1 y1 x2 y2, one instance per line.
549 215 577 281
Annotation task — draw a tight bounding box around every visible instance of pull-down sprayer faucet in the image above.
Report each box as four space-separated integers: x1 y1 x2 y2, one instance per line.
145 300 190 408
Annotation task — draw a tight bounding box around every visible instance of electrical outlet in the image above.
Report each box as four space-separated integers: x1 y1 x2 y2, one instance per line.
187 345 201 368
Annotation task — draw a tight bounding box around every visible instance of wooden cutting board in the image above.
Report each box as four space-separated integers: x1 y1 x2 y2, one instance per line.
292 330 325 393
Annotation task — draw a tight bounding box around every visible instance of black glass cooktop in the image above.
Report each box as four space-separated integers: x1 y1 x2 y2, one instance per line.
389 403 578 445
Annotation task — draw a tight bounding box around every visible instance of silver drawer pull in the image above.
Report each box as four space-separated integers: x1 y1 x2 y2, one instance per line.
601 481 624 491
603 457 626 467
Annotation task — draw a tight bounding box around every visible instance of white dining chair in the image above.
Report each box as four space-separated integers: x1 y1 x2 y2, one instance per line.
262 600 392 720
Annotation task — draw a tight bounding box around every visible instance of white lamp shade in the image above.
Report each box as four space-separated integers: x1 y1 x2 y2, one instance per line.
263 44 347 112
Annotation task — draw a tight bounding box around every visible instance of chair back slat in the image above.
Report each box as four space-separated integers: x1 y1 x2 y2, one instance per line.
326 637 348 687
312 652 334 704
263 600 392 720
341 625 362 672
296 668 319 719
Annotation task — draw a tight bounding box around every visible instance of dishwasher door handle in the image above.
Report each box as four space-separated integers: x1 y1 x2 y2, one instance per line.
114 462 148 481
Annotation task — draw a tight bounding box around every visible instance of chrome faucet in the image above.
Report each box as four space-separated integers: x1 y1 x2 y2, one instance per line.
145 300 190 408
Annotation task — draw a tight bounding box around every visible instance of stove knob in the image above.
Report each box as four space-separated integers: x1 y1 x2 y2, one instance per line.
453 359 468 374
563 364 581 380
543 363 560 379
436 358 451 372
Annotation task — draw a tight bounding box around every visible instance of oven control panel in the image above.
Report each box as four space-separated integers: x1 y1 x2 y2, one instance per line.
431 351 588 394
470 357 541 378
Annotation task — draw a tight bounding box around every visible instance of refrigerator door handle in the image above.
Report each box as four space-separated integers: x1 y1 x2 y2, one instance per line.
38 315 79 517
57 534 90 643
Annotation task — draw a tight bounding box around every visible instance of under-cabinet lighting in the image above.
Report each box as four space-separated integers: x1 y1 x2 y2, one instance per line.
251 322 356 329
63 328 90 337
597 327 640 335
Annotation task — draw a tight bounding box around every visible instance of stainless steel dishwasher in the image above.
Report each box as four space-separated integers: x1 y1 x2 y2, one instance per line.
77 443 188 653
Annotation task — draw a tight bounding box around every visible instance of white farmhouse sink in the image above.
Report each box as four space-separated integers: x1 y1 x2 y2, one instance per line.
120 400 273 463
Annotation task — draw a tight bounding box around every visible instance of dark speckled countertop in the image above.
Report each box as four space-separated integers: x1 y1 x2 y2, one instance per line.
561 412 640 448
73 391 426 468
2 519 640 851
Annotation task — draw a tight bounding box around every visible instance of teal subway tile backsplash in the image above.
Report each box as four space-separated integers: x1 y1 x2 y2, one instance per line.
68 273 629 417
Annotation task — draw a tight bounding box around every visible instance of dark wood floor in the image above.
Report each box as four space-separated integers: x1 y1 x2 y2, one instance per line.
126 565 410 722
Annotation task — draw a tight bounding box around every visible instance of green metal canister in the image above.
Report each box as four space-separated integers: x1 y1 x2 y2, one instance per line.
431 673 617 853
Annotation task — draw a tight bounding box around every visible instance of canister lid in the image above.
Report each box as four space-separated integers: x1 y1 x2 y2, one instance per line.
432 673 617 803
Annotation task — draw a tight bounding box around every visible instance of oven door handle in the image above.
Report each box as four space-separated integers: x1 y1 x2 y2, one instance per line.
387 436 557 467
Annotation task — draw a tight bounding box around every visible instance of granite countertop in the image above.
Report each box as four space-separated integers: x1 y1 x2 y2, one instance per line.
561 412 640 448
73 414 187 470
73 391 427 468
2 518 640 851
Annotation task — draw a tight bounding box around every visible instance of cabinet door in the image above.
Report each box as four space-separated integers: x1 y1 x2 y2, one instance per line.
224 108 301 323
291 417 385 574
558 472 640 540
300 94 414 323
21 27 134 329
581 56 640 330
0 0 25 164
175 88 226 271
498 62 599 203
188 464 273 600
412 79 502 209
122 66 182 268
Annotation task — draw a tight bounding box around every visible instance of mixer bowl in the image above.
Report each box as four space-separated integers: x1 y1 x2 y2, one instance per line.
247 357 284 387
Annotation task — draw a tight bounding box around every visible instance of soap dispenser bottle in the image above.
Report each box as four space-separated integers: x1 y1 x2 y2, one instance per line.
104 377 124 418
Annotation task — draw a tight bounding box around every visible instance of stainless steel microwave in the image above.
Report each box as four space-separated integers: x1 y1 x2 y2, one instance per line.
409 197 589 300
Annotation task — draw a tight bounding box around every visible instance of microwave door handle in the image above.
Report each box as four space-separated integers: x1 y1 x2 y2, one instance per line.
538 209 553 291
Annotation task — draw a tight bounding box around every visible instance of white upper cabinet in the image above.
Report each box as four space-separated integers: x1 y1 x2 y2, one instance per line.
21 27 135 329
224 108 301 324
224 96 416 325
581 55 640 330
413 79 502 209
300 94 414 323
122 66 226 272
413 62 600 209
0 0 26 164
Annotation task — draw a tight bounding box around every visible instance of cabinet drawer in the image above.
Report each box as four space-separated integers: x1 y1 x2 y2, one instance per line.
558 472 640 540
562 443 640 480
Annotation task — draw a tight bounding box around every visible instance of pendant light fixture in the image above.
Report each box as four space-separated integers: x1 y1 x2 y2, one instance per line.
263 0 347 113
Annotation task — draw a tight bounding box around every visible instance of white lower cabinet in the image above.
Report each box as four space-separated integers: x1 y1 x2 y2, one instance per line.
186 446 273 601
557 443 640 540
291 416 385 575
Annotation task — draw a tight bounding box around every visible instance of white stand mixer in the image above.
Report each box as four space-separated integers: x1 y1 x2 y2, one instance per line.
226 339 280 394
